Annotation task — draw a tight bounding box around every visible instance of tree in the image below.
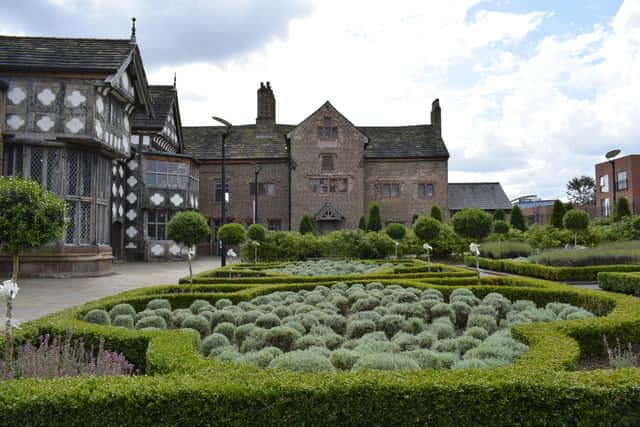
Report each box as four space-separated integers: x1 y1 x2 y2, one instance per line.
299 215 316 235
385 223 406 240
430 205 442 222
167 210 211 290
247 224 266 242
563 209 590 246
550 200 566 229
413 216 441 241
0 176 66 338
217 223 246 246
411 214 419 225
510 205 527 231
451 208 493 240
567 175 596 205
493 209 505 221
493 220 509 241
366 203 382 232
613 196 632 222
358 215 367 231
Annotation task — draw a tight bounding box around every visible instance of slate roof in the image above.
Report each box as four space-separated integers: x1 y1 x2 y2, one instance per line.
448 183 512 211
182 125 295 160
360 125 449 159
183 123 449 160
132 85 176 130
0 36 135 73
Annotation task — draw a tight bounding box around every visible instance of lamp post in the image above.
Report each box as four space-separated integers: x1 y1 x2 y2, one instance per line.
605 149 621 216
213 116 232 267
253 163 262 224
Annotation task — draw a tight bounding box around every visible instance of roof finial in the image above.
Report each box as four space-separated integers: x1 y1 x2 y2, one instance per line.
130 17 137 43
173 72 177 88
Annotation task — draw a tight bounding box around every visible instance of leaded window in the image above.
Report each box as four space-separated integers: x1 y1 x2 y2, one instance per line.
374 182 401 197
418 183 434 198
309 178 347 193
145 159 190 189
147 211 172 240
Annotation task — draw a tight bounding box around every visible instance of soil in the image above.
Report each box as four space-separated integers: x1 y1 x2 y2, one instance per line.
577 356 611 371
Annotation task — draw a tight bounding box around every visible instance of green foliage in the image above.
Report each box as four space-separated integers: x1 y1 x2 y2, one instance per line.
112 315 134 328
264 326 302 352
613 196 633 222
146 299 172 311
599 272 640 296
567 175 596 205
0 176 66 271
366 203 383 232
452 208 493 240
563 209 590 235
479 241 532 259
167 210 211 246
385 223 406 240
269 350 335 372
247 224 266 242
352 353 420 371
298 214 316 235
413 216 442 241
493 220 509 236
181 315 209 337
213 322 236 341
430 205 442 222
510 205 527 232
530 241 640 267
200 333 230 356
83 309 110 325
135 315 167 330
358 215 367 231
358 232 394 259
109 303 136 321
217 223 246 246
550 200 566 229
493 209 505 221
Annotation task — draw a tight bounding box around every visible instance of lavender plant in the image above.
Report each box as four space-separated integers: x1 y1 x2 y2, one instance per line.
604 335 640 369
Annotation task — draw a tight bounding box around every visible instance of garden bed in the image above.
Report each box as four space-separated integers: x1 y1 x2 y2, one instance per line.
1 268 640 425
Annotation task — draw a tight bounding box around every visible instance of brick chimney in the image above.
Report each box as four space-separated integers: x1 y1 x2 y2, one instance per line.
256 81 276 137
431 98 441 138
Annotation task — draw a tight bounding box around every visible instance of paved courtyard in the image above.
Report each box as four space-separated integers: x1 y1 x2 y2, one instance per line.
6 257 220 324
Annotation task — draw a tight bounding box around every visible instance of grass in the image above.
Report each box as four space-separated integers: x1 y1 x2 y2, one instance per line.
529 241 640 267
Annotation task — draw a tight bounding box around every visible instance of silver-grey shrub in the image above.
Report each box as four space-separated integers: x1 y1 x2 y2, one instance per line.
182 315 209 337
346 320 376 339
330 349 360 370
109 303 136 321
135 315 166 330
84 309 110 325
352 353 420 371
112 314 134 329
269 350 335 372
213 322 236 341
146 298 171 311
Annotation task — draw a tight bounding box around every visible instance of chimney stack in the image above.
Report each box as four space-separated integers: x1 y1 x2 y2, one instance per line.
431 99 441 138
256 81 276 137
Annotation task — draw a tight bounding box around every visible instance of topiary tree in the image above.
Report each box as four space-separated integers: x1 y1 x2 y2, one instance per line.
366 203 383 232
167 210 211 290
299 215 316 235
510 205 527 231
247 223 266 242
563 209 590 246
385 223 406 241
613 196 632 222
217 223 246 246
550 200 565 229
358 215 367 231
451 208 493 240
413 216 441 242
493 220 509 241
430 205 442 222
0 176 66 339
493 209 505 221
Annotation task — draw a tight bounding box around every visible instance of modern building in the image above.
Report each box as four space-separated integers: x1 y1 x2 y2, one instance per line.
595 154 640 218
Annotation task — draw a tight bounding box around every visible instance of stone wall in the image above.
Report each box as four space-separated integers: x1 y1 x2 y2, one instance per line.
364 159 448 224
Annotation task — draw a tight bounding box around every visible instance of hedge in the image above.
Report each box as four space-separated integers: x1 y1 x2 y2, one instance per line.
2 270 640 424
599 272 640 296
465 256 640 281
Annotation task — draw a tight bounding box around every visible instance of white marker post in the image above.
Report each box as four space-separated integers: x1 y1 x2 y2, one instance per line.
422 243 433 272
469 242 481 284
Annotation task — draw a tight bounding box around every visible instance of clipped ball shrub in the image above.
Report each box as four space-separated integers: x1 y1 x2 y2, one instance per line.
255 313 281 329
346 320 377 339
182 315 210 337
352 353 420 371
264 327 302 352
146 298 172 311
135 315 167 330
112 314 134 328
83 309 111 325
269 350 335 372
467 314 498 334
200 333 231 356
213 322 236 341
109 303 136 320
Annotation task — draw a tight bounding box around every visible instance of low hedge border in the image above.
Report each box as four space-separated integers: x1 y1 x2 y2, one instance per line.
465 256 640 281
599 272 640 296
2 272 640 425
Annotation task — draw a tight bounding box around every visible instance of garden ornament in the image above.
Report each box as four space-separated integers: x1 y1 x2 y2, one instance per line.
470 242 481 284
422 243 433 272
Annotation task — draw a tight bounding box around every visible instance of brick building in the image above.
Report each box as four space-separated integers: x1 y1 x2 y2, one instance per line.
595 155 640 217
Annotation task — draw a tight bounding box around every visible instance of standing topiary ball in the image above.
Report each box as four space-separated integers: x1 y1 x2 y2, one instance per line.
109 303 136 321
451 208 493 240
247 223 266 242
135 315 167 330
182 315 210 337
217 223 247 246
146 299 171 311
84 309 111 325
413 216 442 241
385 223 407 241
112 314 134 328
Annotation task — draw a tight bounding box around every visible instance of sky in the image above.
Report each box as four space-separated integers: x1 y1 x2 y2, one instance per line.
1 0 638 201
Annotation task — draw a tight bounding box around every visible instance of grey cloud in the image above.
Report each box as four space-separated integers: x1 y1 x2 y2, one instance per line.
0 0 313 70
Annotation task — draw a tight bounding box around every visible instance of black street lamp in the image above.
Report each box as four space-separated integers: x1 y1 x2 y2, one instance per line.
213 116 232 267
253 163 262 224
605 148 621 215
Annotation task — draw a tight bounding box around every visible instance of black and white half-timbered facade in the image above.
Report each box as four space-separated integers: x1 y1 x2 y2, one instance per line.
0 24 198 276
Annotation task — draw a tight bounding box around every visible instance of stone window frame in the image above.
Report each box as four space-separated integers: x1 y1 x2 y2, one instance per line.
309 177 348 194
417 183 434 198
374 182 401 198
146 211 174 240
250 182 276 197
320 153 336 171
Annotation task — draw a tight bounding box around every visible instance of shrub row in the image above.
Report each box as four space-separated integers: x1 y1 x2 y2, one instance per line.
466 256 640 282
2 271 640 424
599 272 640 296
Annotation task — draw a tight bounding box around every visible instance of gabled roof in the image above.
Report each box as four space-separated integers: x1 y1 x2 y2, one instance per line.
182 124 295 160
0 35 154 117
360 125 449 159
286 101 369 143
448 183 512 211
132 85 176 130
0 36 135 73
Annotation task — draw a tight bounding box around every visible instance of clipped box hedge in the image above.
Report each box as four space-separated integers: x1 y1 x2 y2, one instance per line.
2 271 640 425
465 256 640 282
599 272 640 296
